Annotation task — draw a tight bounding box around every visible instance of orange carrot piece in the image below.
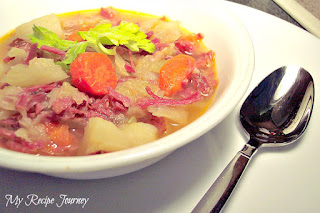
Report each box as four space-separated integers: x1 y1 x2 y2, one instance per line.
70 52 117 96
159 54 195 96
45 123 74 147
67 26 92 42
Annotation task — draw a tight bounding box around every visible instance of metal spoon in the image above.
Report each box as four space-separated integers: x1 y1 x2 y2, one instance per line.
192 65 314 213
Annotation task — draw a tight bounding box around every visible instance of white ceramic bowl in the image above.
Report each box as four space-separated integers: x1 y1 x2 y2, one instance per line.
0 0 254 179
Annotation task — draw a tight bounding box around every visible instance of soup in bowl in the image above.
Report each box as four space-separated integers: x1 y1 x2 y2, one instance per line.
0 0 254 179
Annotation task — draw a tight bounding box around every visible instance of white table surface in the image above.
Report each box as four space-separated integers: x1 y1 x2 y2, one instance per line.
1 1 319 212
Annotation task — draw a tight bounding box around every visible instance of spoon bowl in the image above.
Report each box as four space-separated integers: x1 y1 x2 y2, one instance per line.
241 65 314 147
192 65 314 213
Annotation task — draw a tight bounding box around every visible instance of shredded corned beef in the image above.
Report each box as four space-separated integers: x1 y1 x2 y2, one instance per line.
40 45 66 57
124 64 135 73
0 127 44 152
3 56 15 63
137 113 167 134
189 73 216 96
138 87 203 108
5 140 44 154
51 97 76 114
195 50 215 69
25 43 38 65
128 49 135 68
9 38 31 49
175 40 194 54
152 38 170 51
23 82 62 93
100 7 118 22
0 118 19 128
0 81 135 154
16 92 48 116
146 31 154 39
145 86 162 100
107 87 131 107
0 83 9 90
47 87 130 124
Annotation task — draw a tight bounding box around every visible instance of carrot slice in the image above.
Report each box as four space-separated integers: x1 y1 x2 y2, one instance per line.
45 123 74 147
70 52 117 96
159 54 195 96
67 26 92 42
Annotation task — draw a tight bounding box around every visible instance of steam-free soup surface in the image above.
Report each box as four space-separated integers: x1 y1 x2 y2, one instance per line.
0 7 217 156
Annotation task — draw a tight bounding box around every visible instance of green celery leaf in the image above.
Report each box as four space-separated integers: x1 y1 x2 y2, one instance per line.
79 21 155 54
29 25 77 51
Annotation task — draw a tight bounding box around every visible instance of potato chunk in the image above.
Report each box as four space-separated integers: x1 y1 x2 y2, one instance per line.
1 58 69 87
15 14 64 41
79 117 158 155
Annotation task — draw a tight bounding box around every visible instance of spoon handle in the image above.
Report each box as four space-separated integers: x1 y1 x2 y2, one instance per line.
192 142 257 213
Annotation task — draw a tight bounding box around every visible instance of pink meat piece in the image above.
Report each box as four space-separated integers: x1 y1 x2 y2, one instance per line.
0 127 45 153
146 31 154 39
124 64 135 73
175 40 194 54
138 87 203 108
100 7 118 21
189 73 216 96
25 42 38 65
151 38 170 51
107 87 131 107
51 97 76 114
40 45 66 57
23 82 62 93
195 50 215 69
0 118 19 128
138 113 166 135
15 92 48 116
3 56 15 63
9 38 31 50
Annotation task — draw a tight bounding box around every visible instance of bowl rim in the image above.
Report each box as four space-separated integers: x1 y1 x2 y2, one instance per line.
0 1 255 176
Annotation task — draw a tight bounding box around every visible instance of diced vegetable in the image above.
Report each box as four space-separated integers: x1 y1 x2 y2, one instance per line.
79 117 158 154
135 55 166 81
114 52 130 77
7 47 27 64
15 14 64 41
45 123 74 147
153 43 178 60
48 82 88 107
15 128 31 142
70 52 117 95
147 105 188 124
0 58 69 87
159 54 195 96
139 19 162 33
115 79 162 102
0 86 23 111
153 21 181 43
